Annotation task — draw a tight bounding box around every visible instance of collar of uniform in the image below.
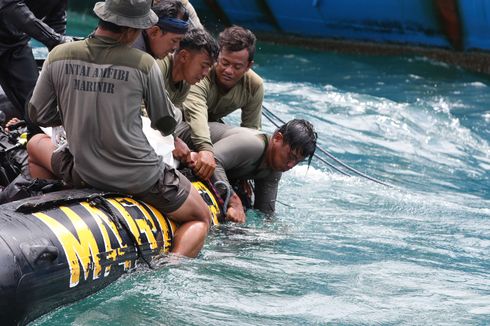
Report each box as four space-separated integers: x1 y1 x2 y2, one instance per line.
90 34 127 46
141 31 155 57
167 54 184 91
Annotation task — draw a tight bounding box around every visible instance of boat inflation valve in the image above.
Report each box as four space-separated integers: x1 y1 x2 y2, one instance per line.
20 242 59 265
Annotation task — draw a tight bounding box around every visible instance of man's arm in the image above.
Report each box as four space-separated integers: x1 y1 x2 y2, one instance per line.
42 0 67 36
240 79 264 130
182 80 214 152
1 0 67 50
182 79 216 179
212 126 265 221
173 136 191 164
145 62 180 136
253 171 282 215
27 59 61 127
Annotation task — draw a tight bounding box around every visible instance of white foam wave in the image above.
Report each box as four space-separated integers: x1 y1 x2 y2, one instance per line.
410 56 452 68
467 81 487 88
264 81 490 175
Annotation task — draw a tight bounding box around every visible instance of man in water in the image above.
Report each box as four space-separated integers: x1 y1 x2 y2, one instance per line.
184 119 317 222
27 0 211 258
0 0 71 131
177 25 264 181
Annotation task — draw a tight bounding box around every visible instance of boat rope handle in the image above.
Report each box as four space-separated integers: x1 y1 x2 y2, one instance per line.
213 180 232 211
90 196 155 270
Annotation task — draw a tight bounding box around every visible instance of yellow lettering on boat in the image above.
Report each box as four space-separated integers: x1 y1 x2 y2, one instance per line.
120 259 133 271
34 207 102 288
80 202 127 276
117 197 176 253
125 198 157 231
142 201 175 252
108 198 157 249
154 207 175 252
193 181 220 225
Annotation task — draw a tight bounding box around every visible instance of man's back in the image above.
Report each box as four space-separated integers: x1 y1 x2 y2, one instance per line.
29 37 177 193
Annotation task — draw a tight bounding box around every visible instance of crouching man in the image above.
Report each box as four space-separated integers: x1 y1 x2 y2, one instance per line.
184 119 317 222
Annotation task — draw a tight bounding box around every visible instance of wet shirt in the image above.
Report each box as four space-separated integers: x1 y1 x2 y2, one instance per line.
182 66 264 152
0 0 66 50
209 123 282 214
157 54 190 107
28 36 179 194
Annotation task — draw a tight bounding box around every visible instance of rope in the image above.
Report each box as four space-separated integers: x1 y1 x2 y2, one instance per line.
213 180 232 211
262 108 350 176
262 105 393 188
90 196 155 270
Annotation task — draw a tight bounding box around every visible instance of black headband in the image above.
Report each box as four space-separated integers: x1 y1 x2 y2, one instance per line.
157 17 189 34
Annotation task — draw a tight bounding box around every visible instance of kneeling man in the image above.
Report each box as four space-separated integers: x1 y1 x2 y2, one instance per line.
185 119 317 222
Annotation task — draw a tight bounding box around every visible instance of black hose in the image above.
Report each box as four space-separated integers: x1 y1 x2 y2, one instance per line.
262 109 351 177
262 105 393 188
90 196 155 270
213 180 232 210
314 144 393 187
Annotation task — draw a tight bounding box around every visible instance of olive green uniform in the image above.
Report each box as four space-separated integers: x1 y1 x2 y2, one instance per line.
178 122 281 214
156 54 190 107
28 36 183 198
179 66 264 152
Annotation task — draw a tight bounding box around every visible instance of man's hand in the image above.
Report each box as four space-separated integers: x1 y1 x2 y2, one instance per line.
226 193 246 223
192 151 216 180
172 136 191 163
59 35 74 44
49 35 74 51
4 117 25 132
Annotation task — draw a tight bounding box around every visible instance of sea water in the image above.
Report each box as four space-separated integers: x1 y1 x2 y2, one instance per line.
31 11 489 326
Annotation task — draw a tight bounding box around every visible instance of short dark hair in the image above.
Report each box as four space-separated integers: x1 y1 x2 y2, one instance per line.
98 19 129 33
218 25 256 62
152 0 188 21
178 28 219 61
276 119 317 165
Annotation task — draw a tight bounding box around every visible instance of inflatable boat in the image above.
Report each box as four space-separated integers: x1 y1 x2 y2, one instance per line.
0 182 223 325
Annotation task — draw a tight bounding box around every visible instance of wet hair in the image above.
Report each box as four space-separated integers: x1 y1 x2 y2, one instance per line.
152 0 188 22
218 25 256 62
275 119 317 166
177 28 219 61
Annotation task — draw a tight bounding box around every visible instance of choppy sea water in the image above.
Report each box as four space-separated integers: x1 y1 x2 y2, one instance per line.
31 12 489 326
